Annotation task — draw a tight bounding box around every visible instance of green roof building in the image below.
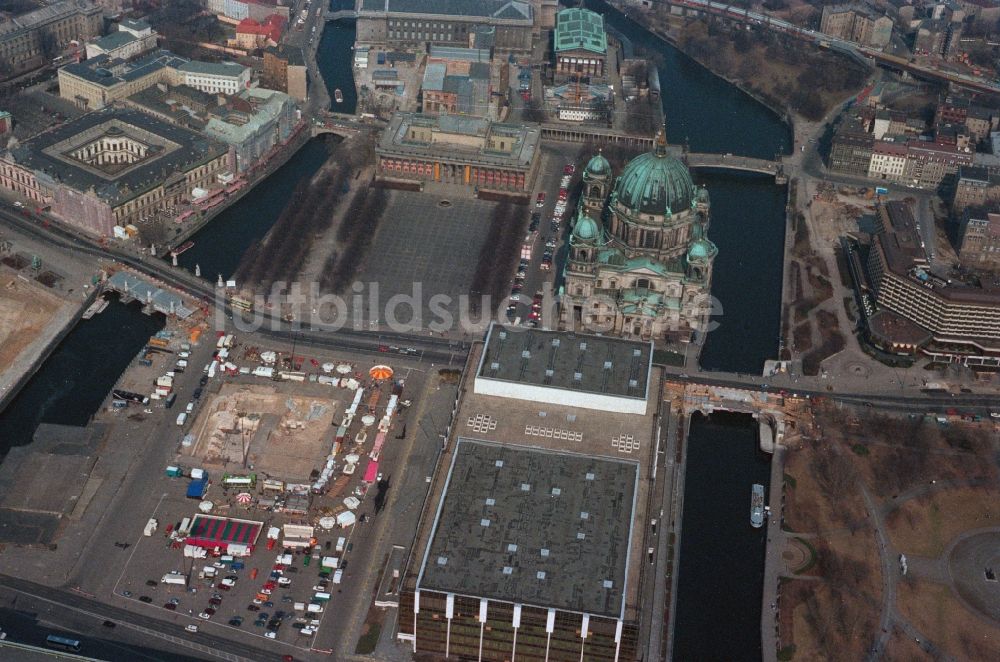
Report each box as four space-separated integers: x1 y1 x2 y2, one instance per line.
554 8 608 81
561 131 717 345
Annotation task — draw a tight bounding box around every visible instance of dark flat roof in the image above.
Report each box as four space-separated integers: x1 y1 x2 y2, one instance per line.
418 439 638 618
477 324 651 400
10 107 227 206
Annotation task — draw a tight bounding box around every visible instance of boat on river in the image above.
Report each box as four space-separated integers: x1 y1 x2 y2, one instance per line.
751 483 765 528
334 89 344 103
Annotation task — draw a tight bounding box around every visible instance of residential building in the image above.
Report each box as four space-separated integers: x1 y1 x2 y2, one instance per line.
421 46 492 116
872 108 907 139
820 4 893 49
863 201 1000 363
375 112 540 192
58 50 189 110
85 20 158 60
203 88 297 172
398 323 659 660
914 17 962 57
355 0 534 53
177 61 251 95
829 127 874 177
553 7 608 82
560 134 717 343
965 105 996 143
206 0 291 23
904 139 973 190
953 165 1000 211
233 15 285 50
0 0 103 76
0 107 230 235
868 139 909 182
959 208 1000 269
262 44 307 102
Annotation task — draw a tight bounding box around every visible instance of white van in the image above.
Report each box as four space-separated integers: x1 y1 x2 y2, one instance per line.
332 569 343 584
335 536 346 553
176 412 187 426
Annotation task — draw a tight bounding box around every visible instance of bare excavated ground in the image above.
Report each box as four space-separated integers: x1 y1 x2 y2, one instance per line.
0 271 66 377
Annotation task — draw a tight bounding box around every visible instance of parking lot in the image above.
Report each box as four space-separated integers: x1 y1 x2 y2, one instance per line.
106 333 427 653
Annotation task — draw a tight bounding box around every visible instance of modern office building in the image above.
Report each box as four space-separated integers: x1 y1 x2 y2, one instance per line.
0 107 230 236
398 324 660 661
375 112 540 192
861 201 1000 363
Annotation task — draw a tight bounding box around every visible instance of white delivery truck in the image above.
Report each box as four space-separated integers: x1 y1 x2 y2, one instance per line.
162 573 186 586
335 536 346 553
143 518 158 536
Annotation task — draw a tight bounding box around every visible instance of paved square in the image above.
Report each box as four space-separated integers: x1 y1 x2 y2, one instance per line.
352 191 498 329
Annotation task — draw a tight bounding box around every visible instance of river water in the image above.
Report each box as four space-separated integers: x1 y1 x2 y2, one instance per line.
673 412 772 661
0 296 164 456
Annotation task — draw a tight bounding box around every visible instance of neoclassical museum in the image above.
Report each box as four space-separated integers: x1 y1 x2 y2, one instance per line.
560 131 718 343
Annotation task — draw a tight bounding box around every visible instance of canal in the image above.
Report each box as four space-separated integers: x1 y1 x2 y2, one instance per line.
672 412 771 662
0 296 164 457
317 18 360 114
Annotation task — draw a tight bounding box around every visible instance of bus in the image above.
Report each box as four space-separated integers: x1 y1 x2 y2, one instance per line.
222 473 257 488
46 635 81 652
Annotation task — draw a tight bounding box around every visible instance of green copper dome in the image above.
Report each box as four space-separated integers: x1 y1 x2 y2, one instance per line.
572 213 600 242
613 136 696 216
585 152 610 176
687 237 717 261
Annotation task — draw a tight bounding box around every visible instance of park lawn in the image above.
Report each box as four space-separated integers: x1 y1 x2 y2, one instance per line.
896 578 1000 660
886 486 1000 558
884 625 934 662
782 441 866 534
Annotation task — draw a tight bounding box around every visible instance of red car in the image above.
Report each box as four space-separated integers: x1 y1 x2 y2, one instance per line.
563 164 575 175
535 192 546 207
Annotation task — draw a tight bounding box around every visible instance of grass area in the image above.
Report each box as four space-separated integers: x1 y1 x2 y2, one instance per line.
887 486 1000 557
777 644 797 661
653 349 686 367
355 621 383 655
897 578 1000 660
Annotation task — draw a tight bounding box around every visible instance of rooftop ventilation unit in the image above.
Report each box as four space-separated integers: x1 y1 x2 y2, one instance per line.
536 571 546 580
521 350 531 359
507 543 518 552
498 330 507 339
628 379 638 387
633 348 641 357
573 372 582 381
485 497 496 506
495 460 504 468
540 548 550 557
551 487 561 496
520 483 531 492
577 532 586 540
603 360 613 370
580 511 589 520
603 580 613 588
503 566 513 575
480 519 491 527
579 341 587 350
490 361 500 370
551 338 560 347
437 556 448 566
545 368 554 377
585 472 595 480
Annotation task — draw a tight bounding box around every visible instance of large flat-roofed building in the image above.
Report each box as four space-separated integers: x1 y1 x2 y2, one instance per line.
952 165 1000 212
398 326 660 661
474 323 652 414
177 60 251 95
0 0 102 77
355 0 534 52
553 7 607 82
84 20 158 60
958 208 1000 270
0 107 230 236
862 201 1000 363
58 50 188 110
375 112 540 192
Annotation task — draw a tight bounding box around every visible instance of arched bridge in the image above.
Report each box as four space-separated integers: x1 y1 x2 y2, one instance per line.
684 153 784 176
